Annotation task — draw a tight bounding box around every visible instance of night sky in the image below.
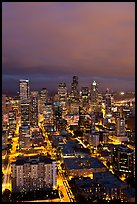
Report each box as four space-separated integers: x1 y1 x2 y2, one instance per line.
2 2 135 95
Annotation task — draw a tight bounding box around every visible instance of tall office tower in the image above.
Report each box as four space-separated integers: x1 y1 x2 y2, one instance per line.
19 79 30 102
53 102 62 131
112 145 135 178
44 102 54 125
78 106 86 130
30 91 38 128
105 88 112 116
11 155 57 192
70 76 79 102
8 110 17 137
58 83 67 102
116 117 126 136
11 98 20 115
58 83 68 117
19 79 30 126
20 102 30 127
89 117 99 148
90 81 100 111
78 106 92 132
19 126 31 149
81 87 90 107
39 88 48 114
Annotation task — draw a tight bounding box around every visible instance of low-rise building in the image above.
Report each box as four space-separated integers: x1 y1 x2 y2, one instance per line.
64 157 107 178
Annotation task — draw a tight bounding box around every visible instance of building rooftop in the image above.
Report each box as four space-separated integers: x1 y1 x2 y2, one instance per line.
75 177 99 188
12 155 54 165
93 171 126 189
123 188 135 198
117 144 134 153
64 157 106 170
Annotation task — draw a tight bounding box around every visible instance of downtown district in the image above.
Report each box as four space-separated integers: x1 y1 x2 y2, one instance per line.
2 76 135 202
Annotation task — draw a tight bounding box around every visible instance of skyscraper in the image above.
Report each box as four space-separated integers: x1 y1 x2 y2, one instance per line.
81 87 90 106
57 82 68 117
112 145 135 178
19 79 30 102
30 91 38 128
116 117 126 136
70 76 79 102
58 82 67 102
20 102 30 126
90 81 100 111
19 79 30 149
39 88 48 115
8 110 17 136
105 88 112 116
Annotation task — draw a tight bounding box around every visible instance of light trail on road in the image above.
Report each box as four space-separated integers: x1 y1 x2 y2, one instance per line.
2 163 11 193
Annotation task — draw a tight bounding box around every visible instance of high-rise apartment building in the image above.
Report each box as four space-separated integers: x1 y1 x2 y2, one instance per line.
11 155 57 193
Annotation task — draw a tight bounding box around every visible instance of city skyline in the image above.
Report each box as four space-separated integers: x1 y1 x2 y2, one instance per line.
2 2 135 95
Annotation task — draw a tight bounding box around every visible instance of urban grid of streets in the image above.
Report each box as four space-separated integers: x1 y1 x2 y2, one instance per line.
2 97 135 202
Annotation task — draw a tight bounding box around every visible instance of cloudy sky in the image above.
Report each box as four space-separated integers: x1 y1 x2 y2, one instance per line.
2 2 135 95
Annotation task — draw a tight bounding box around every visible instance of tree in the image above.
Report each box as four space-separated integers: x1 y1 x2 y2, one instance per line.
3 155 9 166
106 161 111 169
97 144 103 151
2 189 11 202
125 176 135 188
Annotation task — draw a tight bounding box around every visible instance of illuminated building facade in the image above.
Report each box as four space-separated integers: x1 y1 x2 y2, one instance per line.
58 82 67 102
39 88 48 115
53 102 62 131
30 91 38 128
57 82 68 117
90 81 102 112
19 126 31 149
8 110 17 136
11 156 57 193
116 117 126 136
64 157 107 178
112 145 135 178
20 102 30 127
89 123 99 148
105 89 112 116
81 87 90 106
44 102 54 125
19 79 30 102
70 76 79 102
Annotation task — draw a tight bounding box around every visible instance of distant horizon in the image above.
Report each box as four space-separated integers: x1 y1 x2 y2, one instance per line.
2 2 135 95
2 77 135 97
